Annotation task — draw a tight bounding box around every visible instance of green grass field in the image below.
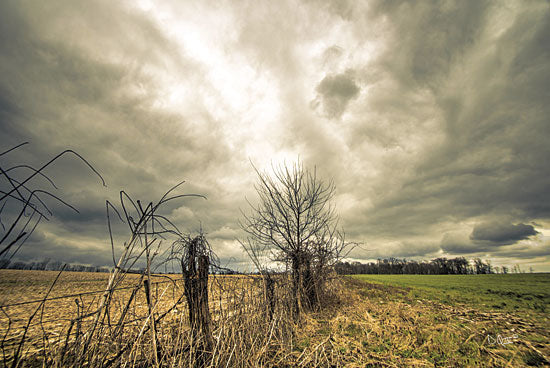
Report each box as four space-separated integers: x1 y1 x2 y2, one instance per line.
351 274 550 315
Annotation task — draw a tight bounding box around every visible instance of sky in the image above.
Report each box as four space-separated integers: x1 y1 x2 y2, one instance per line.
1 0 549 271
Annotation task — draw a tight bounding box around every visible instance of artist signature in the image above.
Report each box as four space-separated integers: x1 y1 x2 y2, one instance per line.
487 334 519 346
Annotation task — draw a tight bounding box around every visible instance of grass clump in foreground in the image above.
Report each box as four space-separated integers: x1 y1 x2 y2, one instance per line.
285 277 550 367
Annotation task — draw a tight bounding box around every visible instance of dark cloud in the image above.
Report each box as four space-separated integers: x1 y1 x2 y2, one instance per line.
340 1 550 253
13 228 116 266
366 0 490 89
0 0 242 266
314 72 360 118
470 221 539 245
441 231 491 255
440 222 546 258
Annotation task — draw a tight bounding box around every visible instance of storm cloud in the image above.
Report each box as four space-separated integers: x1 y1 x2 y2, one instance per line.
1 0 549 271
314 72 360 118
471 221 539 245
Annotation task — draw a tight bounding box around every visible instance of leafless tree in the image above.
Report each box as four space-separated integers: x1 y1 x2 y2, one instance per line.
240 161 352 316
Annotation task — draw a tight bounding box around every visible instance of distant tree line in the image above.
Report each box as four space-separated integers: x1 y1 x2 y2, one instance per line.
0 258 110 273
0 257 247 275
1 256 531 275
334 257 528 275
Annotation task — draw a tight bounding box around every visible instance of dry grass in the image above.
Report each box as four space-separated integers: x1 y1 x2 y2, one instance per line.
2 272 548 367
284 277 550 367
0 270 295 367
0 271 182 357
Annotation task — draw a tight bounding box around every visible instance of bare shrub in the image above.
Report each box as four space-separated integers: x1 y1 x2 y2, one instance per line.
239 161 355 317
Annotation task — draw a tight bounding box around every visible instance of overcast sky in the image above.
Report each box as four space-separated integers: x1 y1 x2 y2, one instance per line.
1 0 549 271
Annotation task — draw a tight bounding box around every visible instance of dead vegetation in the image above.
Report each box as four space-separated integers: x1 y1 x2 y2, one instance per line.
0 150 339 367
1 146 349 367
280 277 550 367
0 270 321 367
240 161 356 319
